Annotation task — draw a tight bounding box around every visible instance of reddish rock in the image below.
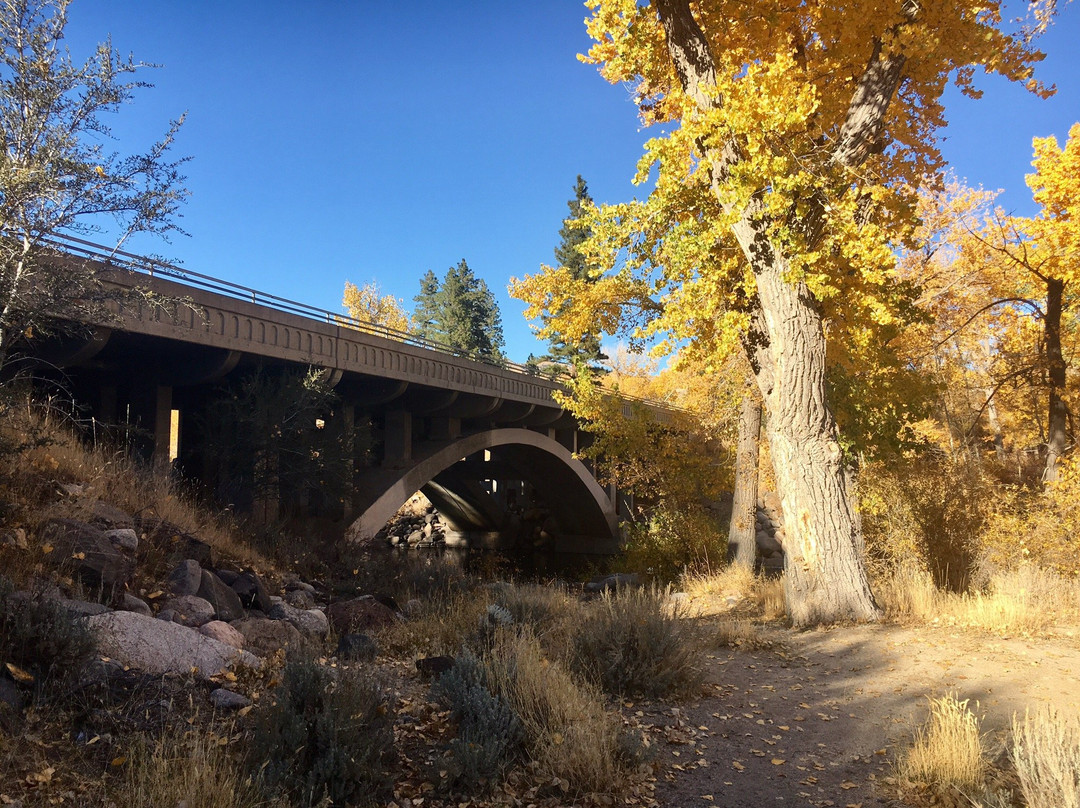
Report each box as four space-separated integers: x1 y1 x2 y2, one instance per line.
199 620 244 649
327 596 398 634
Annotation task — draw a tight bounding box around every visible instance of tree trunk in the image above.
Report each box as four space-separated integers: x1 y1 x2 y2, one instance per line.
1043 277 1067 482
751 255 879 625
653 0 894 624
728 390 761 569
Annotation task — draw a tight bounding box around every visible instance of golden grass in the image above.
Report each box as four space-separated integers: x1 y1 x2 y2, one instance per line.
708 618 769 649
486 630 632 796
878 564 1080 635
900 694 986 795
1012 706 1080 808
679 564 789 622
115 728 275 808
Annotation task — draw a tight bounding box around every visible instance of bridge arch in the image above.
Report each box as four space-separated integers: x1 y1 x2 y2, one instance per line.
346 428 618 553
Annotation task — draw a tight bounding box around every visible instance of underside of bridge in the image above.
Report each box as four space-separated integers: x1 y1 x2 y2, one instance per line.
348 428 620 554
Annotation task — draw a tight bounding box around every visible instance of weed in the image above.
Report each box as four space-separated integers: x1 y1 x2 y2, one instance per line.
252 659 393 807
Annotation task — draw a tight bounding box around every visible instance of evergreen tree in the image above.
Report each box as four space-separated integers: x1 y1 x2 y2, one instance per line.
412 261 505 361
546 176 606 368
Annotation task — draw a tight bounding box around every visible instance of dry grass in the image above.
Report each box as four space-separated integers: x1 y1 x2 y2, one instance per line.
0 407 266 577
708 618 770 650
114 728 274 808
900 694 986 796
486 630 633 796
376 587 489 657
1012 706 1080 808
878 564 1080 635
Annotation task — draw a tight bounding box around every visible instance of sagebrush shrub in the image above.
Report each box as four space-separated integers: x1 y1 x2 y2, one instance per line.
252 659 392 807
1013 706 1080 808
570 585 702 699
0 578 96 691
431 649 523 789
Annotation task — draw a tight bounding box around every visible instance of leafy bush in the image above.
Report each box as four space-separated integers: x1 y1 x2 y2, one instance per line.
569 585 702 699
252 659 393 807
620 503 726 582
431 649 523 789
0 579 96 691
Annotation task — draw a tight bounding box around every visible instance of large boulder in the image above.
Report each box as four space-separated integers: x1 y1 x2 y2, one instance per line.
230 571 272 614
268 602 329 639
584 572 640 594
38 519 134 596
160 595 215 627
86 611 260 679
230 617 303 657
197 570 245 622
166 560 203 596
327 596 398 634
88 501 135 530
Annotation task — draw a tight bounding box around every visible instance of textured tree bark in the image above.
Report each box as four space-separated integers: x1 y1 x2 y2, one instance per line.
728 390 762 569
654 0 893 623
1043 278 1067 482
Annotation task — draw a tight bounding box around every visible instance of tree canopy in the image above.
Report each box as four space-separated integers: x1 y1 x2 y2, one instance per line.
414 260 505 361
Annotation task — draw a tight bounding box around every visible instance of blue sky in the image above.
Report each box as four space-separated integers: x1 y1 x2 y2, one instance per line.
62 0 1080 362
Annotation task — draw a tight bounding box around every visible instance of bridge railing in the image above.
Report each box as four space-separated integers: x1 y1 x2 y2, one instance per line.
42 232 684 415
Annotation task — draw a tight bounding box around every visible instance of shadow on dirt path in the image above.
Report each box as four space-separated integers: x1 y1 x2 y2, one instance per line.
634 623 1080 808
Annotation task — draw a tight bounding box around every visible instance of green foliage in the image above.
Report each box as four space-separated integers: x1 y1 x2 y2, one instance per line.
620 502 727 582
252 659 393 808
412 260 505 361
546 176 606 369
0 578 96 691
431 649 523 789
570 586 702 700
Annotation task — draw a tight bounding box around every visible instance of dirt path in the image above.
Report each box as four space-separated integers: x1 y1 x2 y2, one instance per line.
635 623 1080 808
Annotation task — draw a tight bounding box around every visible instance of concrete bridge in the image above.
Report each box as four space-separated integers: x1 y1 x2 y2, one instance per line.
27 236 645 553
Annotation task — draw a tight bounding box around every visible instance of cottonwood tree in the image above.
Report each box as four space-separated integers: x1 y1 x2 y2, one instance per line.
342 281 411 334
0 0 188 368
513 0 1054 625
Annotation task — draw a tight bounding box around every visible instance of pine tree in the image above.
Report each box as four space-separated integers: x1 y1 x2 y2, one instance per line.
546 176 606 368
412 261 505 361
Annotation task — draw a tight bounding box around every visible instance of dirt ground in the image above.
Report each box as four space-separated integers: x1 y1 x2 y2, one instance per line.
635 622 1080 808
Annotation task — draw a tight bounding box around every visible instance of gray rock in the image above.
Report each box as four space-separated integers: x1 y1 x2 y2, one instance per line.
214 569 240 586
335 633 377 662
121 593 153 617
284 579 315 595
327 596 398 634
415 655 455 679
104 528 139 552
407 530 423 544
231 571 272 613
167 560 203 596
230 617 303 657
584 572 640 594
209 688 251 710
86 611 261 679
89 501 134 529
0 528 27 549
53 596 111 617
38 518 134 595
268 601 328 638
403 598 423 617
284 588 314 609
156 608 179 623
160 595 215 627
59 482 85 497
197 570 245 622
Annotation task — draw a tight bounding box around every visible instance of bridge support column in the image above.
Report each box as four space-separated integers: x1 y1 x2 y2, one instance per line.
384 409 412 465
341 403 356 520
429 416 461 442
154 385 174 471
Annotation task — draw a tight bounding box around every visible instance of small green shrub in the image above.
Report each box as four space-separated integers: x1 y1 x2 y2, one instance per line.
0 578 96 691
431 649 523 789
570 585 702 699
252 659 393 807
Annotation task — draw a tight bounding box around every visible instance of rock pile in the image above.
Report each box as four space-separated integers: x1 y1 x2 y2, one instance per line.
378 494 449 547
755 491 785 572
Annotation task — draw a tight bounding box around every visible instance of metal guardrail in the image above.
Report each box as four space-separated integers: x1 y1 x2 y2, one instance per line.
42 232 684 413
